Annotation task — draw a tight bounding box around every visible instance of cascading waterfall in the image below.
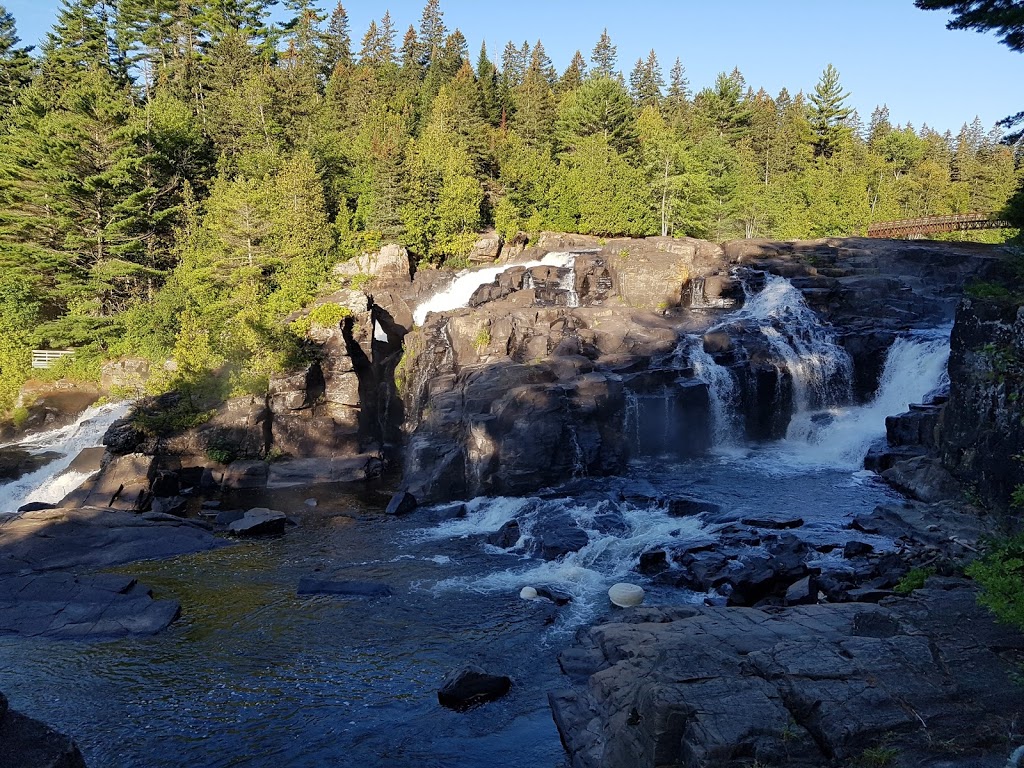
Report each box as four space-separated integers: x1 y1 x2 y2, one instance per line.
0 401 130 513
737 274 853 437
412 252 578 326
675 337 740 445
769 327 952 469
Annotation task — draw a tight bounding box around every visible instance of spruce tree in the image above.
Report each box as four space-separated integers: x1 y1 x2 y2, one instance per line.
558 50 586 94
557 75 636 155
590 28 616 78
324 2 352 73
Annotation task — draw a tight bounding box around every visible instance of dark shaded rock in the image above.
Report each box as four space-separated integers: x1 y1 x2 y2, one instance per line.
16 502 56 513
638 550 668 574
149 470 181 498
385 491 417 516
225 508 286 537
150 496 188 517
784 575 817 606
437 665 512 711
665 497 720 517
102 416 147 455
531 515 590 561
296 578 392 598
488 520 520 549
0 449 63 482
843 540 873 558
0 692 86 768
535 586 573 605
740 515 804 530
549 582 1024 768
882 456 962 503
214 509 245 526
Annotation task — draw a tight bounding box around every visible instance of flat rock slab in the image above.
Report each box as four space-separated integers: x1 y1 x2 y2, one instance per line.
0 506 228 576
550 580 1024 768
0 572 180 638
0 692 86 768
226 508 286 537
296 578 392 598
266 456 382 489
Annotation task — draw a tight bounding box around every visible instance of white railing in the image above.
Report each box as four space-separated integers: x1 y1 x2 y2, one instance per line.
31 350 74 369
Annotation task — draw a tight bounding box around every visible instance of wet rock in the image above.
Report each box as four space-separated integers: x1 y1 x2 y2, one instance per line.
16 502 56 513
0 449 63 482
488 520 521 549
220 460 269 490
266 456 383 489
0 572 180 638
608 583 644 607
881 455 963 503
637 550 668 574
296 578 392 598
385 491 417 516
740 515 804 530
0 691 86 768
0 507 227 575
531 515 590 561
102 416 147 455
665 497 720 517
225 508 287 537
437 665 512 711
535 586 573 605
150 470 180 497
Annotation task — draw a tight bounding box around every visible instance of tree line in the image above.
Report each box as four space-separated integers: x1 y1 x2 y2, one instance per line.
0 0 1021 413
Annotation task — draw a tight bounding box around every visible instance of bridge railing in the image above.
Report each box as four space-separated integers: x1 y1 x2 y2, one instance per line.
867 212 1012 237
31 350 74 369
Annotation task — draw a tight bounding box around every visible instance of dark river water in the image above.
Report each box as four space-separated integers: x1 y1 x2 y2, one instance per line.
0 455 903 768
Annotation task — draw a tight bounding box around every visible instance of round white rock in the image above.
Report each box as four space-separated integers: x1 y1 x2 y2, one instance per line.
608 583 644 607
519 586 539 600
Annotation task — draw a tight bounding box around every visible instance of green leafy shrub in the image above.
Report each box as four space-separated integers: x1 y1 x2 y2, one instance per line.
894 567 935 595
966 534 1024 630
473 327 491 352
10 406 29 429
290 303 351 336
349 273 373 292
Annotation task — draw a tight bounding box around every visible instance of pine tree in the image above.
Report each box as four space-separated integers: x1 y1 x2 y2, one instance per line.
590 28 616 78
512 44 557 150
629 49 663 109
868 105 892 147
558 50 586 94
557 75 636 155
664 58 689 123
476 42 500 125
808 63 853 157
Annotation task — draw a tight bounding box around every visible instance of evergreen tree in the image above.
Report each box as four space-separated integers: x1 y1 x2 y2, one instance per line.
417 0 446 68
590 28 616 78
629 49 663 109
557 75 636 155
808 63 853 157
0 5 34 113
512 44 557 150
476 42 501 125
324 2 352 73
664 58 689 123
558 50 586 94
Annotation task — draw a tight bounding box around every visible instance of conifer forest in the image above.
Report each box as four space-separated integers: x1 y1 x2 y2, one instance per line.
0 0 1020 413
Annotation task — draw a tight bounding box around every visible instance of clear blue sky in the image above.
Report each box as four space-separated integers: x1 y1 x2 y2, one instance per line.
5 0 1020 135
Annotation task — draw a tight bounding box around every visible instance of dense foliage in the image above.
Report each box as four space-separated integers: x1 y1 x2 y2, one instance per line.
0 0 1021 412
966 534 1024 630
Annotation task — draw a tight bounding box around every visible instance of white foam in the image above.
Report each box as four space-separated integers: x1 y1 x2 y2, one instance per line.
412 253 576 326
0 401 131 513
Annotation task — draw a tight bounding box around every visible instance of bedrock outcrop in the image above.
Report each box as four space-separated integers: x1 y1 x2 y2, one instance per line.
395 234 1006 503
550 579 1024 768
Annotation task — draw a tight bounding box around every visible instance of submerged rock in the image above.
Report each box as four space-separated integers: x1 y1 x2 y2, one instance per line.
296 578 392 598
437 665 512 711
225 508 287 537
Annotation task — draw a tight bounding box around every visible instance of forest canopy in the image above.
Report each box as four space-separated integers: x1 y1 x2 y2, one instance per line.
0 0 1021 413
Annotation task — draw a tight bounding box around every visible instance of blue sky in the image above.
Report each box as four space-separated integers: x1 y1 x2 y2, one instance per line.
5 0 1020 135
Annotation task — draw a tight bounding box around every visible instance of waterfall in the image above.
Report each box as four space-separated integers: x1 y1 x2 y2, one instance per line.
736 274 853 437
412 252 577 326
675 337 739 445
773 327 951 469
0 401 130 513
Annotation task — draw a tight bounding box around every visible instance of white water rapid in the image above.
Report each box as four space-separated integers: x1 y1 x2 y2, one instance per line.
412 252 577 326
0 401 130 513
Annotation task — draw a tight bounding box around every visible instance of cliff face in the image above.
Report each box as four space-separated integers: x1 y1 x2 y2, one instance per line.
941 297 1024 513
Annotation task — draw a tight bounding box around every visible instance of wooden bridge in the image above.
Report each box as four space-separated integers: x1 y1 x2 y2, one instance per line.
867 212 1013 238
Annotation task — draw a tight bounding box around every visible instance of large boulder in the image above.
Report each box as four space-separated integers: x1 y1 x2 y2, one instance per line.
333 243 412 283
437 665 512 711
225 508 287 537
